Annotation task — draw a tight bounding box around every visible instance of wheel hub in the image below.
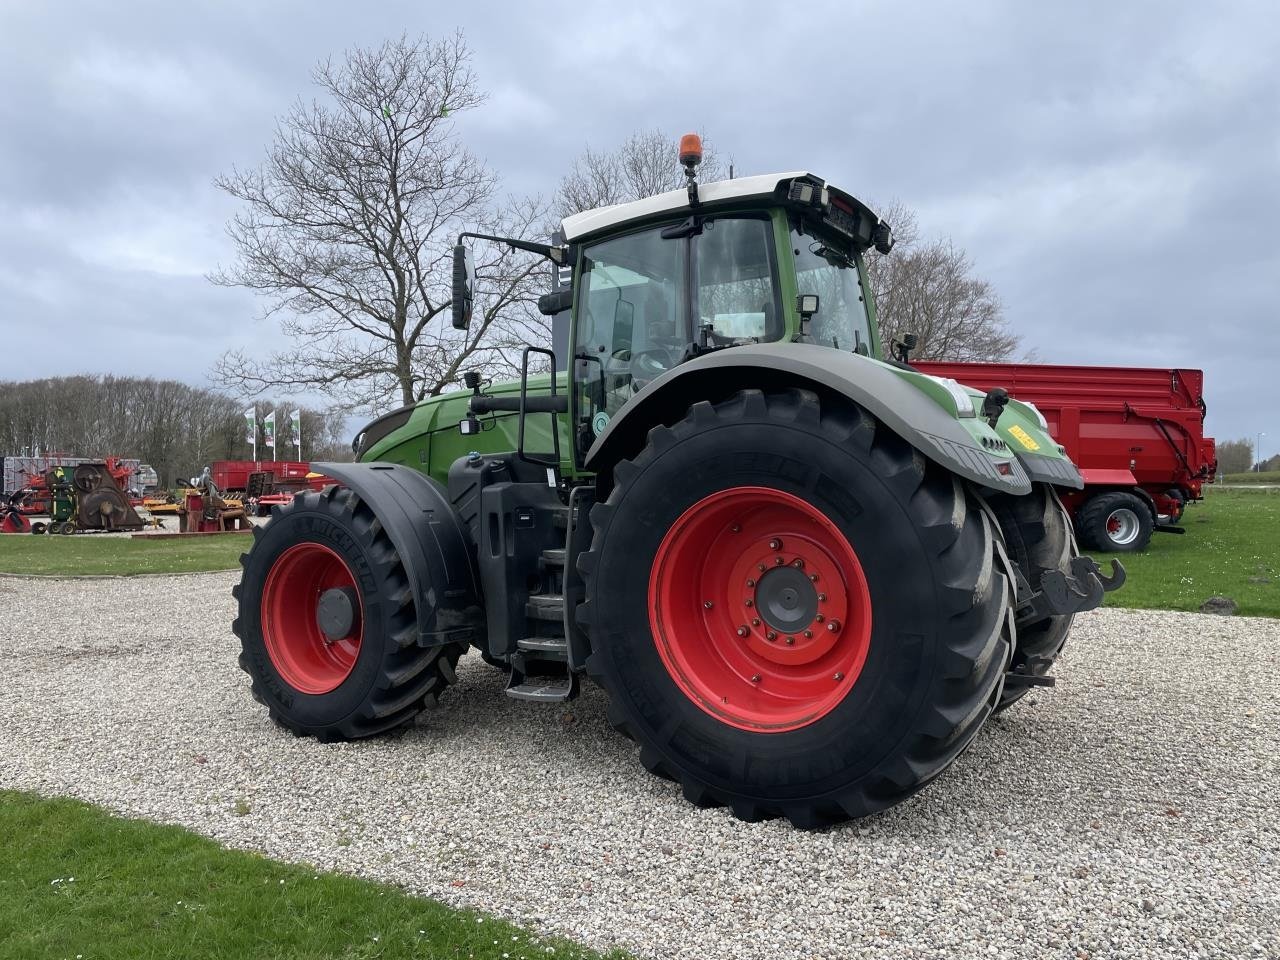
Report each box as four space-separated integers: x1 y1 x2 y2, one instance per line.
755 566 818 634
260 542 364 695
648 486 873 732
316 586 360 641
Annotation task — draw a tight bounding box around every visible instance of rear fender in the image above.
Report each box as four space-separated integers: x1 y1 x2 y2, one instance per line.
314 462 483 647
585 343 1031 495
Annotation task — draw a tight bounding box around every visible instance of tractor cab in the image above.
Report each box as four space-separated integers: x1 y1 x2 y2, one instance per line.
452 137 894 470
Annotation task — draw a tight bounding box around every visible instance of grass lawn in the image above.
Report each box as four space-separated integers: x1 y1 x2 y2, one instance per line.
0 790 623 960
0 533 247 576
1100 486 1280 617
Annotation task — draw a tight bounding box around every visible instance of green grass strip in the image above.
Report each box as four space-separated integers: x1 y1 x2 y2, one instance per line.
1101 487 1280 617
0 534 246 576
0 790 627 960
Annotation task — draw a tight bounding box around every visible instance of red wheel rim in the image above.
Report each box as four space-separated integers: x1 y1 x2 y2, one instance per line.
261 542 364 695
648 486 873 732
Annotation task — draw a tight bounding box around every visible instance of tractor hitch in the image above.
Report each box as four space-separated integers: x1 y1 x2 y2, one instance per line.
1016 556 1126 627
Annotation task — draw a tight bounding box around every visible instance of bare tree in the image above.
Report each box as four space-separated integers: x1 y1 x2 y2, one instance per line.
210 33 549 413
866 200 1019 362
557 129 726 217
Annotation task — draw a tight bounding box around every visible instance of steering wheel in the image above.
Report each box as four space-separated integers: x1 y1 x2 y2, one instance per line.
629 345 680 382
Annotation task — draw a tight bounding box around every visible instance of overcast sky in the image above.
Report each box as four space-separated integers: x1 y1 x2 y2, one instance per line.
1 1 1276 454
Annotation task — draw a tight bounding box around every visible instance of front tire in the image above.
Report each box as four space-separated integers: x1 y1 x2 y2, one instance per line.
233 486 465 740
988 485 1076 711
579 389 1015 826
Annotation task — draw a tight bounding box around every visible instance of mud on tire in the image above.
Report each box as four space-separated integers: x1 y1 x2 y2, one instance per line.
578 388 1016 827
232 486 465 741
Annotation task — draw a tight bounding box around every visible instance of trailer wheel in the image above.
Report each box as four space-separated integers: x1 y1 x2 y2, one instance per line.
579 389 1014 826
1077 491 1153 552
30 521 47 535
988 485 1076 711
232 486 466 740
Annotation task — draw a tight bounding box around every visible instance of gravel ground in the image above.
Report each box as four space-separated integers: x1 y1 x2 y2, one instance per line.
1 572 1277 960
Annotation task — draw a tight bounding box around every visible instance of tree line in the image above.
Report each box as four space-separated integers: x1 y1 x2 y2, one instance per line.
1215 438 1277 475
0 376 352 487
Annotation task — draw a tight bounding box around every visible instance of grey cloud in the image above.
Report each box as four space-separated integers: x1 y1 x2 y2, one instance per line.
0 0 1275 452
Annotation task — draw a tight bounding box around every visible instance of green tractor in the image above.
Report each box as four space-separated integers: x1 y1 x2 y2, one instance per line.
233 137 1123 826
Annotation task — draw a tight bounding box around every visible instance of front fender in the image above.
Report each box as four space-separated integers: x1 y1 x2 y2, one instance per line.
585 344 1031 495
314 462 483 647
995 398 1085 490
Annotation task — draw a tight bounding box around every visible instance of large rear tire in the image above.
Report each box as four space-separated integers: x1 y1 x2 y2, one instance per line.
988 484 1076 712
579 389 1015 827
233 486 466 740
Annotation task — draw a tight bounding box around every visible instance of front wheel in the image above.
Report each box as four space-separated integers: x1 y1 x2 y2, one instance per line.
579 389 1015 827
233 486 465 740
988 485 1077 711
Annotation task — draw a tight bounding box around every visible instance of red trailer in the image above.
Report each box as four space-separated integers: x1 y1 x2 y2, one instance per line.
915 362 1216 552
209 460 312 493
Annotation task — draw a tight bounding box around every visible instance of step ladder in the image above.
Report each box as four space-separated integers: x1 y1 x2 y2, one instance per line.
505 545 579 702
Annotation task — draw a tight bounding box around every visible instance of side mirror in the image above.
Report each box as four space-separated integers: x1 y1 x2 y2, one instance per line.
895 331 919 363
452 244 476 331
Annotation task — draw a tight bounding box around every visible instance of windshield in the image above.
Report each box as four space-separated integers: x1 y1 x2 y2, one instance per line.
790 223 873 355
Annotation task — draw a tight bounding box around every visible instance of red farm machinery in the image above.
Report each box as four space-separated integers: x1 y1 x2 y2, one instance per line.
916 362 1216 552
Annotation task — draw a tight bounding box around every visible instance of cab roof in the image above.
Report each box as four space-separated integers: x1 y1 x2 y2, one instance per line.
560 171 825 242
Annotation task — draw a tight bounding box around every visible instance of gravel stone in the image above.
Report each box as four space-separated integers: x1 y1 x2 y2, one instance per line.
1 572 1277 959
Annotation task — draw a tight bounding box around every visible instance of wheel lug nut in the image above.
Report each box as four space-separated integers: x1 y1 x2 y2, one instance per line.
758 563 766 572
751 674 762 683
744 598 754 608
704 601 714 609
809 573 819 582
827 619 841 633
746 578 755 587
785 636 795 645
774 556 785 565
818 593 827 602
768 538 782 550
736 626 749 637
751 618 761 626
731 524 742 533
791 558 804 569
815 614 825 622
766 631 777 642
833 672 844 681
804 630 813 638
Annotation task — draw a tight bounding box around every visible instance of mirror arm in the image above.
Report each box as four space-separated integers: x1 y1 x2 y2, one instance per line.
457 232 574 266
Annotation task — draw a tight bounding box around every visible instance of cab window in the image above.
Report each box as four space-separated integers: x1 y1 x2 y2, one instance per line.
694 217 782 343
574 226 685 447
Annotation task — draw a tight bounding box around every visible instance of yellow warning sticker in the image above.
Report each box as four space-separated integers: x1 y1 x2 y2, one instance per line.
1008 425 1041 451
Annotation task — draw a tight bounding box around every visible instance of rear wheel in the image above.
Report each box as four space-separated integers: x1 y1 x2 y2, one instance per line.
233 486 465 740
1077 490 1153 552
579 389 1015 826
988 485 1076 711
